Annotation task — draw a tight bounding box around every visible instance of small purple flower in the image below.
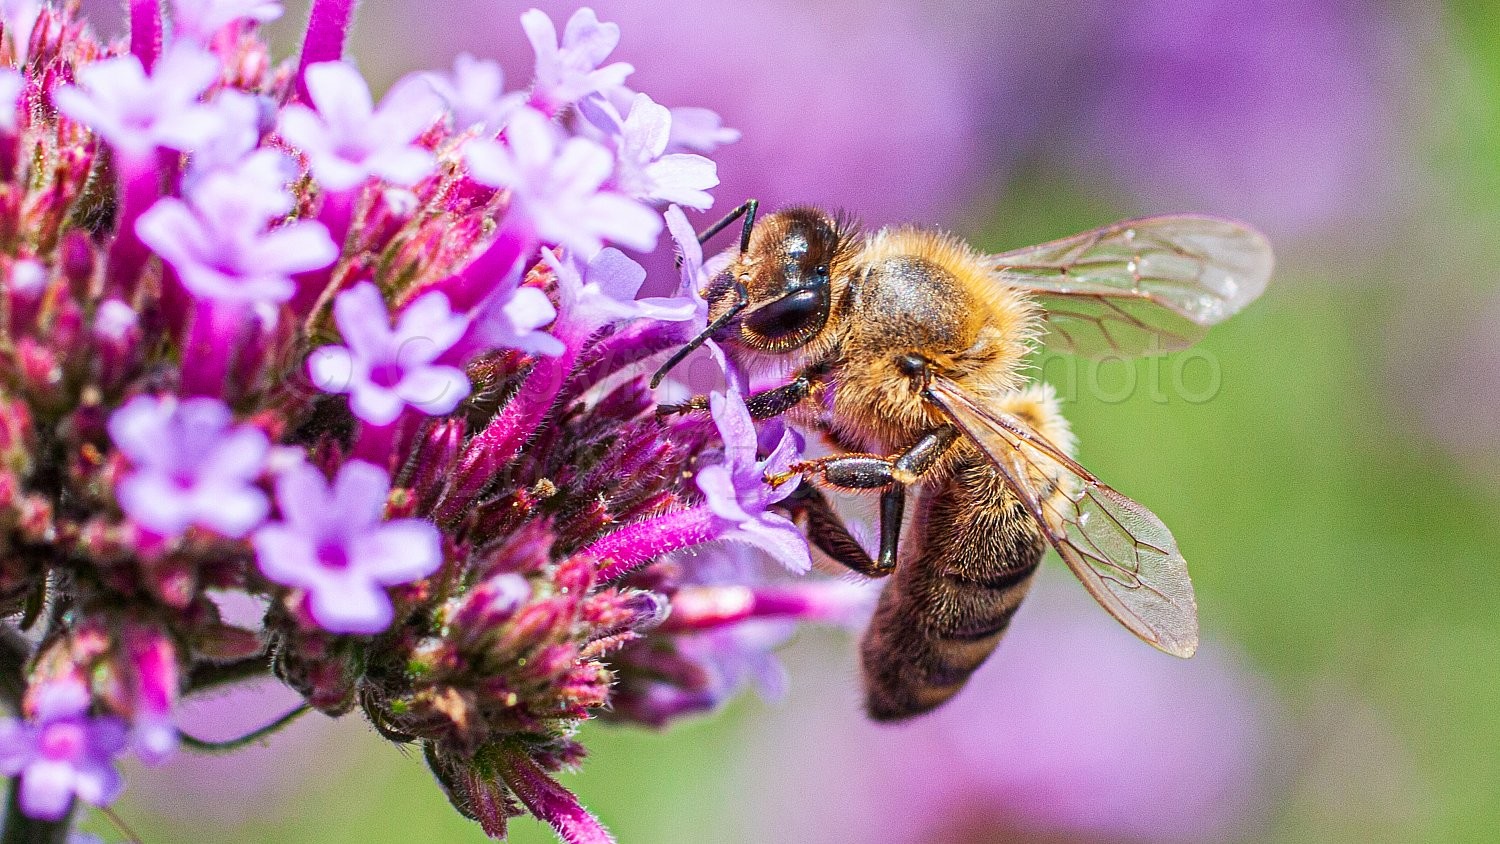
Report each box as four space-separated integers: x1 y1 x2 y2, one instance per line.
465 106 661 256
465 274 564 357
136 154 337 305
108 395 270 538
418 53 523 135
0 683 128 821
697 391 810 573
611 93 718 209
307 283 472 426
170 0 284 41
0 69 22 135
252 460 443 634
663 204 743 389
277 61 441 192
666 106 740 155
521 7 633 114
52 46 224 160
542 246 695 336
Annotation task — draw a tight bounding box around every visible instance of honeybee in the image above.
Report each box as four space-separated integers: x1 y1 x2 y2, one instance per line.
651 201 1272 721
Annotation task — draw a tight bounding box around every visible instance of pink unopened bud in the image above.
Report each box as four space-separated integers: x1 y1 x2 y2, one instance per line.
122 623 179 764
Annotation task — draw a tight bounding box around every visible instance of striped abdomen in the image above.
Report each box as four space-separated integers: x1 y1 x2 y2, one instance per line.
860 454 1046 721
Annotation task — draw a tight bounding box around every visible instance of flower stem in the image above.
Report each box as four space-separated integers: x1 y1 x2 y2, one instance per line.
104 150 162 300
294 0 358 102
128 0 162 72
0 779 73 844
586 507 718 582
178 704 311 753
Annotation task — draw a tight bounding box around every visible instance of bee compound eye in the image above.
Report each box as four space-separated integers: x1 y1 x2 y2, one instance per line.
744 289 827 342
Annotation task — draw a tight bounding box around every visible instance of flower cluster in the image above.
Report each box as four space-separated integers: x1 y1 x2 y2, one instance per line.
0 2 861 841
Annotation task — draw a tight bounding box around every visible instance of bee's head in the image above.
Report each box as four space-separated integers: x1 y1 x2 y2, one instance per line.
651 205 857 389
716 207 850 353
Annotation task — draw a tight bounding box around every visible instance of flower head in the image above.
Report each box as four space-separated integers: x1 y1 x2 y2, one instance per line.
308 283 472 425
521 7 633 113
0 683 128 821
253 460 442 634
543 245 695 336
108 395 270 538
277 61 441 191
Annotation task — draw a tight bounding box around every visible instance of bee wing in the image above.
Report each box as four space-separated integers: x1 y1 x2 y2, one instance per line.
925 377 1199 657
985 215 1273 358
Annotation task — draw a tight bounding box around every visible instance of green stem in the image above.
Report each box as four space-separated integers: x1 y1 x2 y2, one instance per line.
179 704 311 753
0 778 73 844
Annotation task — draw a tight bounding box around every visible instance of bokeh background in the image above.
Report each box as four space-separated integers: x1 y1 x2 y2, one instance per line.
72 0 1500 841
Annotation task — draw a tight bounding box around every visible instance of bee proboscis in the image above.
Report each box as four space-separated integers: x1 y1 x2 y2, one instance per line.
651 201 1272 720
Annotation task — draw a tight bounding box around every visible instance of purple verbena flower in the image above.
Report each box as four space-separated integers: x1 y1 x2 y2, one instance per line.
107 395 270 538
666 106 741 154
464 272 564 357
276 61 441 191
136 155 338 305
697 391 810 573
170 0 284 42
307 282 472 425
252 460 442 634
418 53 523 135
2 0 42 62
521 7 633 114
611 93 718 209
0 683 128 821
52 46 223 161
465 106 661 256
543 245 695 337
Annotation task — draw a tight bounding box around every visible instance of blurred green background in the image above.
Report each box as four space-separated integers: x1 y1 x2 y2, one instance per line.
74 0 1500 841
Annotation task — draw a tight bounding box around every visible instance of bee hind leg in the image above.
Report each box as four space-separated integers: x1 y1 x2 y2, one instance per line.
779 485 891 577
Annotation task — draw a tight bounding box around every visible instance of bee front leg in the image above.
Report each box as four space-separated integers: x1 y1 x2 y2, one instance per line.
789 426 959 570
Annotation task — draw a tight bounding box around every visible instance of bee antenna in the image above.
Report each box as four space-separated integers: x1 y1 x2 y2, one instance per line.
650 283 749 389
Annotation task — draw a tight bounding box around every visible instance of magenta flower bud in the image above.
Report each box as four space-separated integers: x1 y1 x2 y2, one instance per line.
4 258 46 337
59 230 96 299
407 417 464 511
121 624 178 765
452 573 531 639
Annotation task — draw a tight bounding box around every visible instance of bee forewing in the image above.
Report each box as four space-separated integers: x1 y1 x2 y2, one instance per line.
986 215 1273 359
925 378 1200 657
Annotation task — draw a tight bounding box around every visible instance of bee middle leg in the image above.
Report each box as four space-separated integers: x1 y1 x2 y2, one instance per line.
792 425 960 571
657 371 815 419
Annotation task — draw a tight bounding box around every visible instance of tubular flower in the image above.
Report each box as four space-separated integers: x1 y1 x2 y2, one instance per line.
0 3 854 842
